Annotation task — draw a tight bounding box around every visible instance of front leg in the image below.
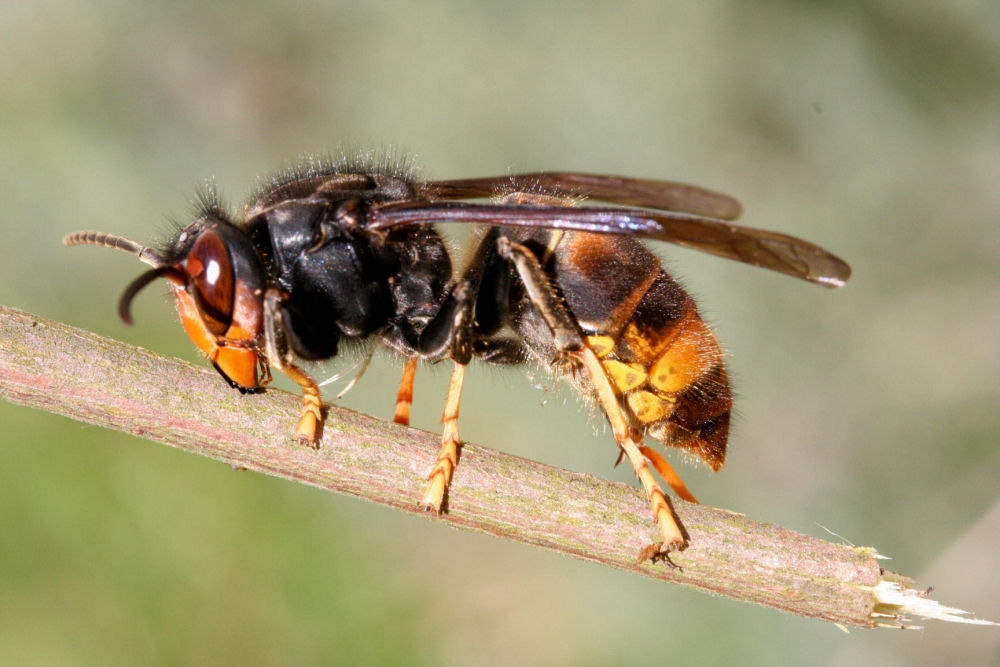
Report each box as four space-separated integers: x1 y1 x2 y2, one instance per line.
393 356 419 426
263 289 325 447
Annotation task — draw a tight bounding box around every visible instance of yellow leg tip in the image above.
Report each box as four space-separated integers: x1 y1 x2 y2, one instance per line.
636 507 687 564
421 474 447 513
393 408 411 426
293 407 323 449
635 538 686 565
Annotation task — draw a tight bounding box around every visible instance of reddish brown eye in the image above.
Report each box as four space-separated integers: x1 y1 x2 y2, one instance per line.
185 230 234 335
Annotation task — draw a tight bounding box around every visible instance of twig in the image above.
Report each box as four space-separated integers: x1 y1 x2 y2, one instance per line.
0 305 993 629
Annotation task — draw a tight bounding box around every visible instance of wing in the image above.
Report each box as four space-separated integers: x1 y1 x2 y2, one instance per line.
425 172 742 220
368 200 850 288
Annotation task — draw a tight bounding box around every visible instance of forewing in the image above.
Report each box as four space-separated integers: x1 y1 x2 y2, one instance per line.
425 172 742 220
369 201 850 287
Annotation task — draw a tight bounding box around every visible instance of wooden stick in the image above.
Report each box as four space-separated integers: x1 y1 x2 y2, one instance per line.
0 305 992 629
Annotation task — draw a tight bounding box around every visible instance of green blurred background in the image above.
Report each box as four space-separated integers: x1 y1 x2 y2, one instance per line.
2 1 998 664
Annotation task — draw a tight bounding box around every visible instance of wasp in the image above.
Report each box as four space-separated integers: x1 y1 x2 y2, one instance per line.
64 158 850 561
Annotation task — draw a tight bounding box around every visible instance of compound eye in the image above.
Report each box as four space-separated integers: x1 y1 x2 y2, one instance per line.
185 230 233 335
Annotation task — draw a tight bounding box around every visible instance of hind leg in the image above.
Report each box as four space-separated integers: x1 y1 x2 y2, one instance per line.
497 236 687 560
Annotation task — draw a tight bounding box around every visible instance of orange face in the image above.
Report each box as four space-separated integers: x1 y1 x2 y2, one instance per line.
170 282 260 389
168 226 266 391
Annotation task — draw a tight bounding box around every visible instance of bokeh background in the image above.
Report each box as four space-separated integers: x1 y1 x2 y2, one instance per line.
2 2 998 664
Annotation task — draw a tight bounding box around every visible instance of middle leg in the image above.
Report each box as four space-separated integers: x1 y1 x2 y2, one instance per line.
421 362 466 513
394 356 418 426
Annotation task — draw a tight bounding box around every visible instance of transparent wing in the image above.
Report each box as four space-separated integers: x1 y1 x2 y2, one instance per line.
425 172 742 220
369 200 850 287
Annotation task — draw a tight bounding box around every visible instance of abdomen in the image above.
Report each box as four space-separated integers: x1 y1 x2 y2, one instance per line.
517 230 732 471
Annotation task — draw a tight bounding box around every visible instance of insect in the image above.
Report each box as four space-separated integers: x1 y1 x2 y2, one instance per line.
64 157 850 561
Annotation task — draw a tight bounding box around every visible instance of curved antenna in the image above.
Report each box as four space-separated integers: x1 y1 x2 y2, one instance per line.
63 231 167 268
64 231 178 324
117 267 174 324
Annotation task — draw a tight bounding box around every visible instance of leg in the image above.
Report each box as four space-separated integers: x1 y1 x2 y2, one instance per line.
638 445 698 504
263 289 325 447
612 446 698 503
497 237 688 560
414 243 488 510
421 362 466 512
394 356 418 426
283 364 325 447
573 346 687 558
